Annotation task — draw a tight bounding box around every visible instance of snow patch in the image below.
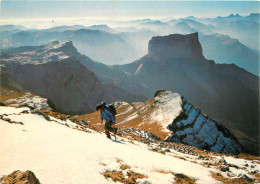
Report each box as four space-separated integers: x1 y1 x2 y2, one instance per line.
4 92 51 111
224 156 260 173
0 106 30 115
44 51 69 62
117 112 139 125
150 91 182 133
116 105 134 117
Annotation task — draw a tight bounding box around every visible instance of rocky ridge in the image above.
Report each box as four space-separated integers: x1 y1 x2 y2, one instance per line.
0 42 144 114
0 87 244 155
79 90 244 155
162 91 244 155
1 41 74 65
149 90 244 155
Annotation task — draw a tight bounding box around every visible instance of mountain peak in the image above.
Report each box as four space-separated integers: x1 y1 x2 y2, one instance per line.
249 13 260 18
46 40 73 49
152 90 244 155
44 40 77 58
185 16 197 20
87 24 115 33
228 13 242 18
148 32 205 61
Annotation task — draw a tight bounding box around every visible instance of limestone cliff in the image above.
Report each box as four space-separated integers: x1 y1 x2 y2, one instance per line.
148 32 205 61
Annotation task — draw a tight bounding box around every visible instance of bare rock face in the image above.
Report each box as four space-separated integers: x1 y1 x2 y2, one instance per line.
148 32 205 61
11 60 99 114
3 60 142 114
162 91 244 155
0 170 40 184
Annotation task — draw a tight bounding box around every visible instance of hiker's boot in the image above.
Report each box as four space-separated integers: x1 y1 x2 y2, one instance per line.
114 127 118 134
105 130 111 139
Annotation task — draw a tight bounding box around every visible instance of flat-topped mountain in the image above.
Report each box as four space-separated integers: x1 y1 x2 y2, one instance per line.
148 32 204 60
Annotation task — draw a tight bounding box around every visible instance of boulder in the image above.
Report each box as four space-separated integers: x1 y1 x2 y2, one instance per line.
0 170 40 184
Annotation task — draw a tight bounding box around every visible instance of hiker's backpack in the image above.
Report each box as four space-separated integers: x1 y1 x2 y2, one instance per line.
106 104 117 115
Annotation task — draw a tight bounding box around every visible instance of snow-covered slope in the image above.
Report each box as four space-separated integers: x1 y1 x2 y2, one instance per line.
149 91 183 133
0 106 215 184
1 106 259 184
1 41 73 65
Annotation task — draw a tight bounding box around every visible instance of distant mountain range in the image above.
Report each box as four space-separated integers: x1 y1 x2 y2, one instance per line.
0 13 258 75
205 13 259 51
0 28 130 65
199 33 259 76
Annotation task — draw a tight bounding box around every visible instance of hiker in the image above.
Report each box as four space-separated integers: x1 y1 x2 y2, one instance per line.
96 102 117 139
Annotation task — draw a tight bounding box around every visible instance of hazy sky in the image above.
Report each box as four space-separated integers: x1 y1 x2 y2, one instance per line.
0 1 259 28
1 1 259 18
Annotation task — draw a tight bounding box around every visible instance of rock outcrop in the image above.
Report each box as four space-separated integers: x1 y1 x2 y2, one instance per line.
0 170 40 184
162 91 244 155
148 32 204 60
152 90 244 155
